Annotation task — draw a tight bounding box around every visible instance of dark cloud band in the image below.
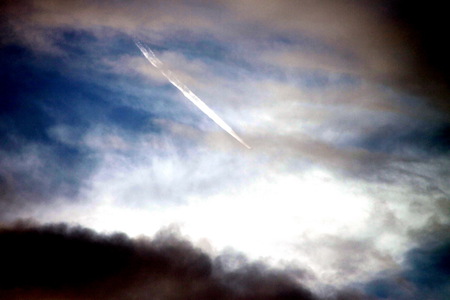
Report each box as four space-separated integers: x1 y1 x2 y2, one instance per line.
0 223 320 300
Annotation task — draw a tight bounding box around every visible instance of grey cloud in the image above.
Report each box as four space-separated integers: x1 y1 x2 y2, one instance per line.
4 0 449 111
0 143 93 220
7 221 444 300
361 230 450 300
0 222 323 300
223 0 450 114
353 122 450 157
387 0 450 111
293 235 398 286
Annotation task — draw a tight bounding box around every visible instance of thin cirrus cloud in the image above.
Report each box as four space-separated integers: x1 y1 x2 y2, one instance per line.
135 40 251 149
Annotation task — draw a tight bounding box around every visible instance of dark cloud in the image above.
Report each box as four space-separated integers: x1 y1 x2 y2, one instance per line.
3 223 450 300
383 0 450 112
362 230 450 300
0 222 324 300
353 122 450 157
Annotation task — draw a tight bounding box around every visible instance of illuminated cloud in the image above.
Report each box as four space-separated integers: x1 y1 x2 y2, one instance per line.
135 40 251 149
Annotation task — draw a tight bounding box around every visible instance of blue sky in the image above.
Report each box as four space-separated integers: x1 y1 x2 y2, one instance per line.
1 1 449 299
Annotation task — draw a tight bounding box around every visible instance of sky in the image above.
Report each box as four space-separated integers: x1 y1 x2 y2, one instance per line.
1 0 449 299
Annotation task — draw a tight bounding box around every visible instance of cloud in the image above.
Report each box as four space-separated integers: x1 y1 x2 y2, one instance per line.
0 141 93 221
1 1 450 297
361 230 450 300
3 222 449 300
0 222 321 300
292 235 398 286
223 0 450 112
135 41 251 149
388 0 450 109
3 0 449 108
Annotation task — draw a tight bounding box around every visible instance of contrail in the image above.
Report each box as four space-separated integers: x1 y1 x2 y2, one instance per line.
135 40 251 149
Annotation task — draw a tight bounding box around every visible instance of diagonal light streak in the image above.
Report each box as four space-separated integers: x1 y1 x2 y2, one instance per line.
135 40 251 149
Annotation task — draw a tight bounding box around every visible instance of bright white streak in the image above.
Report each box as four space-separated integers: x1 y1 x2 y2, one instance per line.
135 41 251 149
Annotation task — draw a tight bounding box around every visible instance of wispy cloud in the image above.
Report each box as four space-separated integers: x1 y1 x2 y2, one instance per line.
135 40 251 149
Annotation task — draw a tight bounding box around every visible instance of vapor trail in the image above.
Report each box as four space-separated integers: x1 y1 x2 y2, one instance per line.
135 40 251 149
